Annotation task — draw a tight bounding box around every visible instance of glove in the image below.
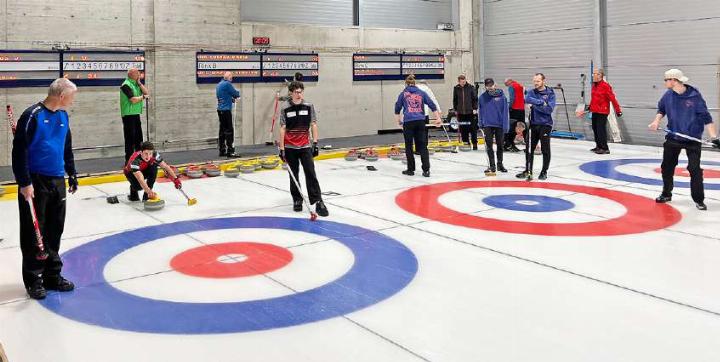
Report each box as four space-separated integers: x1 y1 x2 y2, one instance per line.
712 139 720 149
278 149 286 162
616 112 623 118
173 177 182 190
68 174 78 194
312 142 319 157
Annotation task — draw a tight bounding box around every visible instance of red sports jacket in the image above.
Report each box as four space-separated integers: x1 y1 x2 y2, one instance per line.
589 80 621 115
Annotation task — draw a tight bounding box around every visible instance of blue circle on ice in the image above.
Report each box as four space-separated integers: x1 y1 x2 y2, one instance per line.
40 217 418 334
580 158 720 189
482 194 575 212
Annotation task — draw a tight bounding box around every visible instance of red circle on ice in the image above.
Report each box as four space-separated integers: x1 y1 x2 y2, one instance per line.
170 242 293 278
395 181 682 236
653 167 720 179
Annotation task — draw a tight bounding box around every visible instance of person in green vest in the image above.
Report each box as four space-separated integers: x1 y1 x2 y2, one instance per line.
120 68 150 162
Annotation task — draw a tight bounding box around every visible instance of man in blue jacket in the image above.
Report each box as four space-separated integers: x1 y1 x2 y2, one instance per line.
478 78 510 175
395 75 442 177
649 69 720 210
216 71 241 158
517 73 555 180
12 78 79 299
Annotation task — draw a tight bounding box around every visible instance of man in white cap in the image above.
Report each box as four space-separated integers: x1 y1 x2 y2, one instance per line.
649 68 720 210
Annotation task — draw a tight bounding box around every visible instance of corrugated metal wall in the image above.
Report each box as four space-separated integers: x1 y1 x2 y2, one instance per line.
240 0 354 27
482 0 595 137
240 0 455 30
361 0 453 30
481 0 720 145
606 0 720 144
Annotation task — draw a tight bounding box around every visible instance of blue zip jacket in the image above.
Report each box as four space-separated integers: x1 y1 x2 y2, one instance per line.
394 86 437 123
658 84 712 142
478 89 510 133
12 102 76 187
216 79 240 111
525 86 556 126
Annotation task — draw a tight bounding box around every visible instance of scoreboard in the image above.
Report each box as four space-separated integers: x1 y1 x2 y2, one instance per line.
196 53 262 83
196 52 319 84
401 54 445 79
62 51 145 86
261 53 318 82
0 50 61 88
353 53 444 81
352 54 401 81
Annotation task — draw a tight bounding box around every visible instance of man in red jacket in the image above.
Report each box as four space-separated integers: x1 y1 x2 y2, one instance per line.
578 69 622 154
503 78 525 152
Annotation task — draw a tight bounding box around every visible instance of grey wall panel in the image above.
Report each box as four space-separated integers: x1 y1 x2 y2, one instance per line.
482 0 594 135
362 0 453 30
607 0 720 145
241 0 353 27
484 0 593 35
605 0 720 25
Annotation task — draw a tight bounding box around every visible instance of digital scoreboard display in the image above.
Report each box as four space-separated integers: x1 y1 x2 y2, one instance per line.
401 54 445 79
196 52 319 84
62 51 145 86
353 54 401 81
196 52 263 84
0 51 61 88
261 53 319 82
353 53 444 81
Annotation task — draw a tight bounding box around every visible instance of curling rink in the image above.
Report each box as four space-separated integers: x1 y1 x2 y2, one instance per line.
2 139 720 361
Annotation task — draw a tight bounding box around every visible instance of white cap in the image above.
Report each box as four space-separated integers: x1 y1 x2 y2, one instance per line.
664 68 688 83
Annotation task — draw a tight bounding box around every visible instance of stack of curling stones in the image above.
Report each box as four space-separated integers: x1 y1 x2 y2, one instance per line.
202 163 221 177
144 194 165 211
185 165 203 179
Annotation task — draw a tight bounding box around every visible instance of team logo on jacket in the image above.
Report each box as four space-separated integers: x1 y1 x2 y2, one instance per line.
405 93 423 113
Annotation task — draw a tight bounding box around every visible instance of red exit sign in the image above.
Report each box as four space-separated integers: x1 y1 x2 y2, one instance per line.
253 37 271 46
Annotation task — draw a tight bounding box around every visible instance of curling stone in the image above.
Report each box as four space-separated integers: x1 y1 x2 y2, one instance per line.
364 149 379 162
143 197 165 211
459 144 472 152
344 150 359 161
239 163 255 174
204 164 221 177
261 158 280 169
186 165 203 179
224 166 240 178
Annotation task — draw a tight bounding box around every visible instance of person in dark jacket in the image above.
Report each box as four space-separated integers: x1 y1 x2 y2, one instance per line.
478 78 510 175
577 69 622 154
503 78 525 152
216 72 241 158
12 78 79 300
453 75 478 149
516 73 555 181
648 69 720 210
395 75 442 177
